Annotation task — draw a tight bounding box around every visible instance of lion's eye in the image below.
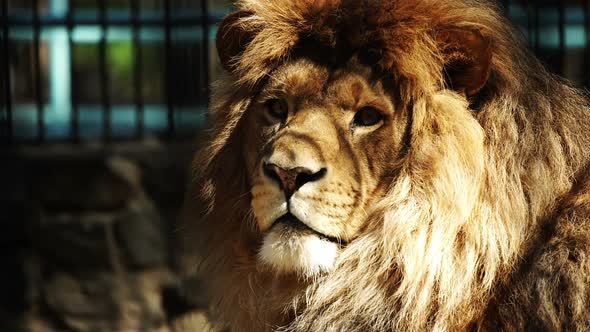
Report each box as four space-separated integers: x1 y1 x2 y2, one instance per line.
266 99 288 121
353 106 383 127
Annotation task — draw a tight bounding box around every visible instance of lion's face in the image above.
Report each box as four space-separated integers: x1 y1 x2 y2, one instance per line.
243 58 408 275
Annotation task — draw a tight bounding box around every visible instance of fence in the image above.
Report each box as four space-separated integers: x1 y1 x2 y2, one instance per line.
1 0 590 144
506 0 590 86
1 0 227 144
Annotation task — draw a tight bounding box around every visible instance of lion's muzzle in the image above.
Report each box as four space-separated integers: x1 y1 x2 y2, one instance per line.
262 163 327 200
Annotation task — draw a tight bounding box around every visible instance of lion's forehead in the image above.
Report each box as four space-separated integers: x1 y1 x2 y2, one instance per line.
263 59 330 99
263 58 392 112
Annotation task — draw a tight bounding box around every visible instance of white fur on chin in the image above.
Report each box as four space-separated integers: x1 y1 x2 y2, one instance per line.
258 224 339 277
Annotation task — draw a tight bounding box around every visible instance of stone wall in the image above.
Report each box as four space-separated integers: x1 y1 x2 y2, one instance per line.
0 139 209 332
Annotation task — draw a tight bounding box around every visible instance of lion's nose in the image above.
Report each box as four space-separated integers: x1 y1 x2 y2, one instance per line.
263 163 326 199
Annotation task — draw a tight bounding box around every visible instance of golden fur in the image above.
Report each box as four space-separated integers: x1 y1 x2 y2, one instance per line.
181 0 590 331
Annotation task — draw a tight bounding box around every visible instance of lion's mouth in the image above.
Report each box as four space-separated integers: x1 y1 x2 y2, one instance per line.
272 213 345 245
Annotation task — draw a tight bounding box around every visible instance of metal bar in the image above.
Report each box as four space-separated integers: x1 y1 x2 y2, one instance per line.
0 24 3 140
0 4 4 141
201 0 210 107
98 0 111 141
32 0 44 142
557 2 566 76
526 0 534 47
1 0 12 142
69 0 79 141
131 0 144 138
6 13 223 27
534 2 540 54
585 0 590 88
48 0 71 137
164 0 174 136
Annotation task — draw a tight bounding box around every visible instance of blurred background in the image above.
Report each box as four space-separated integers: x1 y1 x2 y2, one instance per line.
1 0 590 331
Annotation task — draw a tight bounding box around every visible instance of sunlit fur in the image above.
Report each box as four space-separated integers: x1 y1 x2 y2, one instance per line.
180 0 590 331
258 223 339 276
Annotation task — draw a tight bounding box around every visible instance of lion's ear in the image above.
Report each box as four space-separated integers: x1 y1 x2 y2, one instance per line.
216 10 256 72
436 29 492 97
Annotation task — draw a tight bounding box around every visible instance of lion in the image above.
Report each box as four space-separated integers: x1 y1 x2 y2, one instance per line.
180 0 590 331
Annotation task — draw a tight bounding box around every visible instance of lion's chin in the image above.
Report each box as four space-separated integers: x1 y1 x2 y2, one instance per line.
258 222 339 277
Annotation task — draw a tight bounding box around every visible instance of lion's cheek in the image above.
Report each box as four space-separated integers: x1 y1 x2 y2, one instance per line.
290 190 356 239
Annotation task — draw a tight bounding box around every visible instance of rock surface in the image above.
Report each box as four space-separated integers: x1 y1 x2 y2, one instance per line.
1 141 208 332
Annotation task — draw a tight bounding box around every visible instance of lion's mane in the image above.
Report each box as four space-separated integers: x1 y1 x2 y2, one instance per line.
181 0 590 331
